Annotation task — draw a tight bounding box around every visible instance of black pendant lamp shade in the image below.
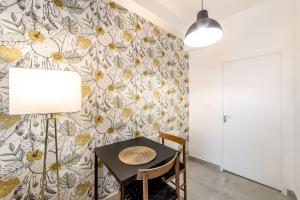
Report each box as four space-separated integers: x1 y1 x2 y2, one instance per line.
184 2 223 47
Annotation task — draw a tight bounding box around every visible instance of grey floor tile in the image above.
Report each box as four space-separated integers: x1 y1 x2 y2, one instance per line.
187 178 221 200
187 159 227 192
187 158 288 200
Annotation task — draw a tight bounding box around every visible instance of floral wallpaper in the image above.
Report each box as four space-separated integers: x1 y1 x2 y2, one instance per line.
0 0 189 199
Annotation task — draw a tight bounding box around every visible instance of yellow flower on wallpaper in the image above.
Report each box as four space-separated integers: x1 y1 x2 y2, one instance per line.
174 79 180 86
153 90 160 98
107 127 114 134
95 70 104 79
134 58 141 66
174 106 180 113
107 84 116 91
143 37 148 43
108 42 116 49
153 26 160 37
0 45 22 62
94 116 104 124
0 114 21 129
28 31 45 42
0 0 189 198
108 0 117 9
133 95 141 102
77 36 92 49
133 131 141 138
135 23 141 31
26 150 43 161
76 133 92 146
143 104 149 111
95 25 105 35
153 59 160 67
122 107 133 118
52 0 64 8
179 96 184 102
123 31 133 41
0 177 20 198
48 162 62 172
184 53 189 59
143 70 149 76
81 85 91 97
51 52 63 61
152 122 160 130
75 181 92 196
122 68 133 79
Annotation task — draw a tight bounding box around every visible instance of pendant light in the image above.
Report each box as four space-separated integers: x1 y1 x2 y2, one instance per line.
184 0 223 47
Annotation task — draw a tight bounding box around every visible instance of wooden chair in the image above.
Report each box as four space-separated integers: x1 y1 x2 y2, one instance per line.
159 132 187 200
123 153 180 200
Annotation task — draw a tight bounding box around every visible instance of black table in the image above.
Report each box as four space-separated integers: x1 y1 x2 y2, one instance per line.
94 137 178 200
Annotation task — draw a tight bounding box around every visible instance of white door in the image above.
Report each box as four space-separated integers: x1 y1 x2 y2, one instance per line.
223 53 281 190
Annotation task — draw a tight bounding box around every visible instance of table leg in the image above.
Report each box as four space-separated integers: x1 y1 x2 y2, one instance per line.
120 183 125 200
95 152 98 200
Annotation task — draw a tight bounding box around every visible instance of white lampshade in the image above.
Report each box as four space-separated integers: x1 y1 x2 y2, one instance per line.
9 67 81 114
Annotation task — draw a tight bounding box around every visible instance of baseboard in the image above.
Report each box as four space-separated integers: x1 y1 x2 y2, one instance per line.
287 190 298 200
188 156 221 171
103 192 118 200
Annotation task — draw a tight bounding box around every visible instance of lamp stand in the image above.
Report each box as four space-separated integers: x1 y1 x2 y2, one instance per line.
40 114 60 200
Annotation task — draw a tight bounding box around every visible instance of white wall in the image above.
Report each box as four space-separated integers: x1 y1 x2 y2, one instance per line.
189 0 296 192
295 0 300 198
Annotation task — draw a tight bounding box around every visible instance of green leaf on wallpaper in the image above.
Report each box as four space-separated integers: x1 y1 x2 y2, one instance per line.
116 82 126 91
113 96 123 108
148 37 156 45
113 55 123 68
61 172 76 189
115 122 126 131
114 15 124 30
63 51 81 64
45 187 56 194
115 42 127 52
9 143 14 152
60 120 77 136
62 153 81 166
116 5 128 14
65 1 83 14
11 12 17 22
146 81 153 90
146 115 153 124
0 140 5 148
62 16 78 34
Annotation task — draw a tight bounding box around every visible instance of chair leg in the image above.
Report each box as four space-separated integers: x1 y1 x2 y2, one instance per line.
184 169 187 200
175 157 180 199
143 174 149 200
116 189 121 200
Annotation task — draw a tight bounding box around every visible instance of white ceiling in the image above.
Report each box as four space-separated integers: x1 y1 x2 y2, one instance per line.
114 0 269 39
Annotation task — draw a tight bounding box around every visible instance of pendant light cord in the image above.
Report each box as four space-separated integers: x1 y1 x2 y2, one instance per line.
202 0 203 10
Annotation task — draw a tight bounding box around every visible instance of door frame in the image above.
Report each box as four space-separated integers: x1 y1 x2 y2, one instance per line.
221 52 283 192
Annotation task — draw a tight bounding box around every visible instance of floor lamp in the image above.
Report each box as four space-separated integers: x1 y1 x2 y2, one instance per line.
9 67 81 200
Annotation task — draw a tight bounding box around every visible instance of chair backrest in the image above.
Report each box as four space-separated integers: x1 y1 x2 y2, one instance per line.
159 132 186 163
137 152 178 180
136 153 180 200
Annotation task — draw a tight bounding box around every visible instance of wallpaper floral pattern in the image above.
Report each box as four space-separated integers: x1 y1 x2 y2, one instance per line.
0 0 189 199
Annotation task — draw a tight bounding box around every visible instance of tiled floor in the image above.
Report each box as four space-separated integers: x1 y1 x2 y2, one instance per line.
186 158 288 200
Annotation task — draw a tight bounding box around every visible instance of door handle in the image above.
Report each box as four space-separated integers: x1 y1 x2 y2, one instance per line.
224 114 231 123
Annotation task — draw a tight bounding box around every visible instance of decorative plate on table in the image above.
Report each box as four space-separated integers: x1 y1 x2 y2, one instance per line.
118 146 157 165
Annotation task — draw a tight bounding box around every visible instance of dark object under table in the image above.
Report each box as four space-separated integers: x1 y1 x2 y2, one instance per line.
94 136 178 200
